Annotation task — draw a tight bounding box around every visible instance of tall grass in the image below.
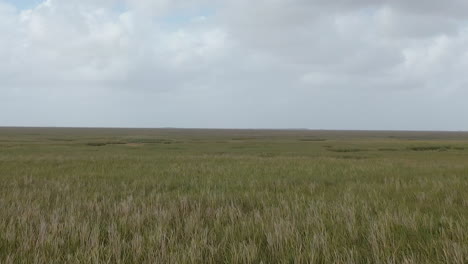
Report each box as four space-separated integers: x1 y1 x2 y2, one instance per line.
0 128 467 263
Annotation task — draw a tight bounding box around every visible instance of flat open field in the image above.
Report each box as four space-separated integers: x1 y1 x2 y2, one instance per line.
0 127 467 263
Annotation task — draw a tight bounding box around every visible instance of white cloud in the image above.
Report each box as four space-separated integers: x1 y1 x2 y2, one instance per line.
1 0 468 129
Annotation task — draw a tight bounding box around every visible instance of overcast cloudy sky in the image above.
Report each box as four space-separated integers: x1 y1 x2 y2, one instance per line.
1 0 467 130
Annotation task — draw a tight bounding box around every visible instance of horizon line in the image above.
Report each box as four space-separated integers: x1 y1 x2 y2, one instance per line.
0 126 467 133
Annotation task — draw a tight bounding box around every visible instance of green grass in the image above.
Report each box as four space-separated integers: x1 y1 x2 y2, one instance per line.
0 128 467 263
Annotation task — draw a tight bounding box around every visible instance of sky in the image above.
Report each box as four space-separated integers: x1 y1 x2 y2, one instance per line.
0 0 467 130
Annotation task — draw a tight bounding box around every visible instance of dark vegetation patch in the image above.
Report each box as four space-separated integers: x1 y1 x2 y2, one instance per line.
47 138 74 142
327 148 367 153
127 138 178 144
87 142 107 147
86 142 126 147
408 146 454 152
86 138 181 146
231 137 257 141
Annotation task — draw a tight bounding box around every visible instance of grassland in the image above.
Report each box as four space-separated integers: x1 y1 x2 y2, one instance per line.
0 127 467 263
